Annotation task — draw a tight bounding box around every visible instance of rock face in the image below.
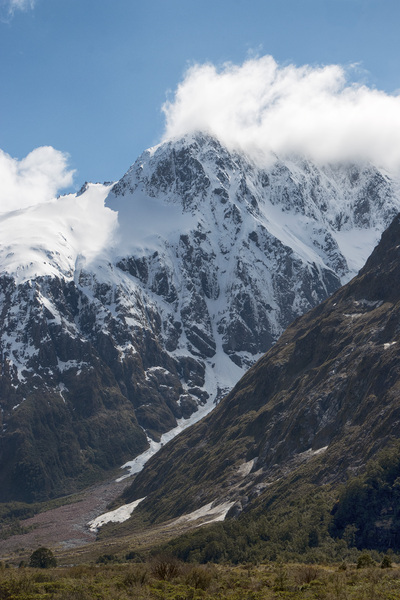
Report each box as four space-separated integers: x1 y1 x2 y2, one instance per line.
121 213 400 526
1 133 400 502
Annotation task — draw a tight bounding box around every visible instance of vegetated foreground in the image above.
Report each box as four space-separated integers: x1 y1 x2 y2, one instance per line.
1 557 400 600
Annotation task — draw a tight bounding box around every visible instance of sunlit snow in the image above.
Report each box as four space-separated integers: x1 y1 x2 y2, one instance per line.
87 497 146 532
2 136 400 502
171 501 235 527
117 391 223 481
0 183 116 284
384 342 397 350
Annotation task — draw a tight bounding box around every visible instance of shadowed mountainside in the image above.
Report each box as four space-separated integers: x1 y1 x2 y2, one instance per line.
120 213 400 529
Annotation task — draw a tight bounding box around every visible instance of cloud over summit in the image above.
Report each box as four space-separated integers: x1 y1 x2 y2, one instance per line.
162 56 400 171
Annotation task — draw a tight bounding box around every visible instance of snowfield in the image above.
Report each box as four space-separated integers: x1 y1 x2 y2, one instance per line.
88 497 146 532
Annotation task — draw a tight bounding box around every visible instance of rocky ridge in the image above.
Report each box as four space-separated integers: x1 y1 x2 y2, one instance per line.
1 133 400 501
120 212 400 527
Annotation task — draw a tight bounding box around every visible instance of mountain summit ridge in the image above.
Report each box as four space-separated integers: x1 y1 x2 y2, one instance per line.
1 132 400 501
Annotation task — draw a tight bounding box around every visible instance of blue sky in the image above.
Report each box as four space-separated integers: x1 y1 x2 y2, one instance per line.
1 0 400 191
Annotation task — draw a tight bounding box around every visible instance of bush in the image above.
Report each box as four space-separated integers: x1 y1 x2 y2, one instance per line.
121 566 149 587
96 553 119 564
151 555 182 580
381 554 392 569
294 565 320 585
357 552 374 569
274 562 288 591
29 547 57 568
185 565 213 590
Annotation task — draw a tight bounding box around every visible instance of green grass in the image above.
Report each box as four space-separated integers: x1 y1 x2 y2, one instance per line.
1 557 400 599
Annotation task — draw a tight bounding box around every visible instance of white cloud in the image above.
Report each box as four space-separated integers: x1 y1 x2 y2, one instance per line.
162 56 400 172
0 0 35 20
9 0 34 9
0 146 75 214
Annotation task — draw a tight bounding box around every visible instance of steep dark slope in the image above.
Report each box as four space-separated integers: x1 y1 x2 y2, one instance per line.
121 213 400 526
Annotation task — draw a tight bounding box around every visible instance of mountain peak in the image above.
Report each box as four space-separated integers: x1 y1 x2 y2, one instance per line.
1 135 400 502
119 208 400 529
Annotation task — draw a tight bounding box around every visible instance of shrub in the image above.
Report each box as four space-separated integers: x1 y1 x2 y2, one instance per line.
274 562 288 591
295 565 320 585
357 552 374 569
151 555 182 580
185 565 213 590
125 550 145 562
96 553 119 564
121 566 149 587
381 554 392 568
29 546 57 568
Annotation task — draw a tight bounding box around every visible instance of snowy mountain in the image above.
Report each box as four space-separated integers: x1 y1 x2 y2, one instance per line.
119 212 400 556
1 132 400 501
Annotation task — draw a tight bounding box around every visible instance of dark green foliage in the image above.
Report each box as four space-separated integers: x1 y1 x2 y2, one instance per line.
0 493 87 545
0 502 35 523
125 550 144 562
0 502 37 540
0 519 35 540
381 554 392 568
308 528 319 548
95 553 119 564
29 547 57 568
157 480 343 565
0 385 149 503
184 564 214 590
331 441 400 550
150 554 182 580
273 561 288 591
356 552 374 569
159 447 400 566
120 564 149 587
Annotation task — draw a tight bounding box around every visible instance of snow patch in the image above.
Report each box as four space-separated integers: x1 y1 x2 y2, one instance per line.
117 394 217 481
312 445 328 455
237 459 256 477
171 501 235 527
58 383 68 403
384 342 397 350
87 497 146 532
0 183 116 284
297 446 329 461
334 228 381 280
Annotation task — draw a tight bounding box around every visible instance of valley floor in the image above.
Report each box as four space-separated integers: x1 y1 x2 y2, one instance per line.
0 474 130 558
1 559 400 599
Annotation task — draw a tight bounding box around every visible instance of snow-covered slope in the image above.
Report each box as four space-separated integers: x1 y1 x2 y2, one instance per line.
107 133 400 370
1 133 399 501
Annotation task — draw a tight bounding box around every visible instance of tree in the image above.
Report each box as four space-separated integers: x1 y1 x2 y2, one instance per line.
29 547 57 568
381 554 392 569
356 552 374 569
